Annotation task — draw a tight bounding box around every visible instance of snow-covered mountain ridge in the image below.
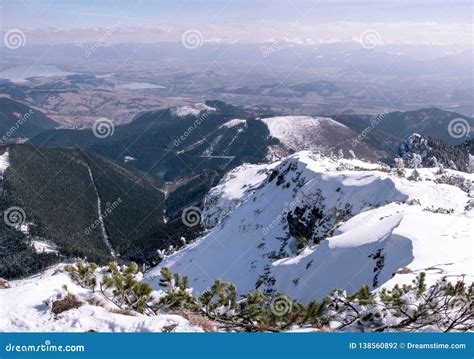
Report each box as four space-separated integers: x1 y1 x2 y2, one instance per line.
147 151 473 302
260 116 349 150
258 115 379 160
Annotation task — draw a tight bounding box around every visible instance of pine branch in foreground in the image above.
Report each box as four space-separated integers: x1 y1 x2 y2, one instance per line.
64 260 473 332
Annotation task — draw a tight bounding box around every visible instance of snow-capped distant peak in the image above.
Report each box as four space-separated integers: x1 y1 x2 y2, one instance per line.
171 103 216 117
259 116 352 153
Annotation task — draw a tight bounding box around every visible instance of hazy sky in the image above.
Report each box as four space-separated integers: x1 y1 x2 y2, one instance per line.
1 0 472 45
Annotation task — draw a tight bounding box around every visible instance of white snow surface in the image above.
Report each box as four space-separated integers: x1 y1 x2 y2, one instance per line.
219 119 247 129
0 150 9 179
123 155 136 163
0 265 201 332
31 240 59 254
147 151 473 302
259 116 351 151
171 103 216 117
202 162 278 228
4 151 473 332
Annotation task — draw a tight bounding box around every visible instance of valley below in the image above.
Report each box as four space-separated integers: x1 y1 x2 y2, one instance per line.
0 41 473 334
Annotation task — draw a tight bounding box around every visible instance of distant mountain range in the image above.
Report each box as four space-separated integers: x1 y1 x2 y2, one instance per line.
12 99 474 216
27 100 378 215
334 108 473 150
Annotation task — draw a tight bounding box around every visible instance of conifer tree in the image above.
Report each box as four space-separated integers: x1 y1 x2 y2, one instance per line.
64 259 97 291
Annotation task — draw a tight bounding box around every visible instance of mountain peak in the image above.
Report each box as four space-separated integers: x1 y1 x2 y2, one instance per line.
147 150 472 302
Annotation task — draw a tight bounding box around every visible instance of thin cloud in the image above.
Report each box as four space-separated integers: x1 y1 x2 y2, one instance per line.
2 21 472 46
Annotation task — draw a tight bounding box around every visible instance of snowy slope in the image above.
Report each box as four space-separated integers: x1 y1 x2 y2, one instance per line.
171 103 216 117
3 151 472 332
260 116 351 151
219 119 247 129
272 204 473 302
0 265 201 332
202 162 278 227
147 151 473 302
258 115 380 160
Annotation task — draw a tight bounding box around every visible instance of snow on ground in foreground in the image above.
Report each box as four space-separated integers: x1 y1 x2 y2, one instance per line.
0 266 201 332
148 151 473 302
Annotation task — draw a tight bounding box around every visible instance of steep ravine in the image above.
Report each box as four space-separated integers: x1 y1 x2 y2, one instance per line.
86 164 117 258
